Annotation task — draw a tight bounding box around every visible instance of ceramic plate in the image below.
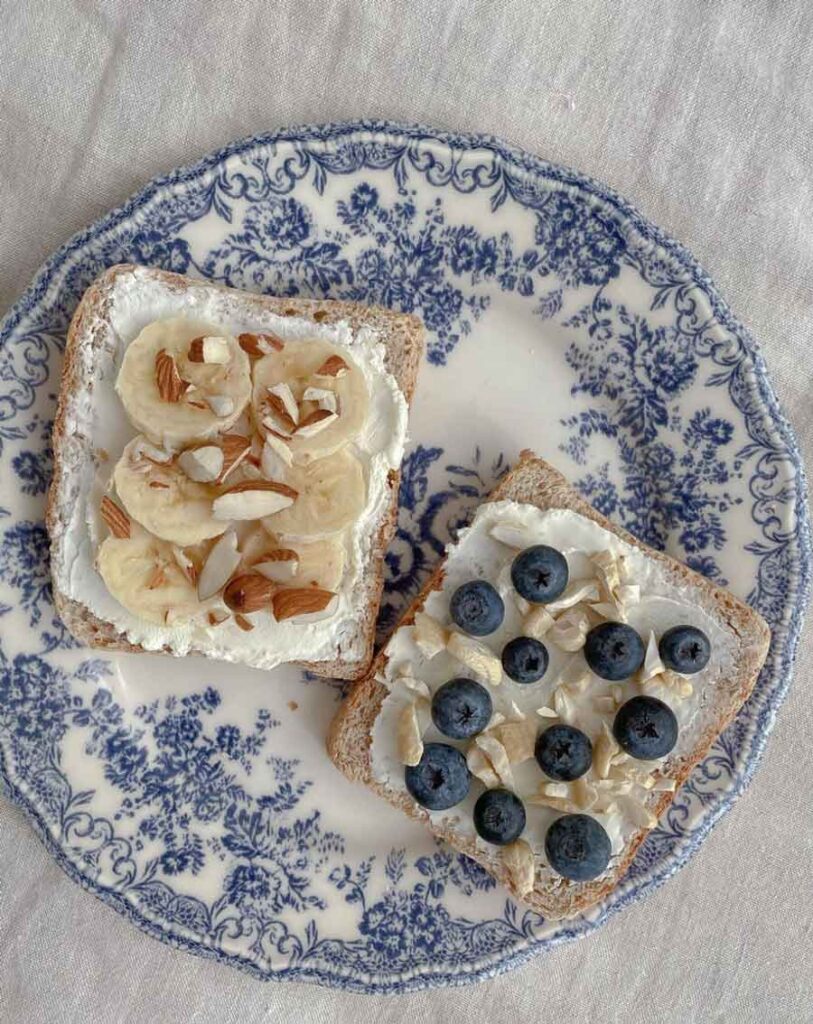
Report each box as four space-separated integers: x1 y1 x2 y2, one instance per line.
0 122 809 993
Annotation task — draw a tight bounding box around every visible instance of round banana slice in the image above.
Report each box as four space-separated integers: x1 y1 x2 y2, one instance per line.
238 526 347 590
97 527 202 625
261 448 367 540
116 318 252 448
113 436 227 547
251 340 369 461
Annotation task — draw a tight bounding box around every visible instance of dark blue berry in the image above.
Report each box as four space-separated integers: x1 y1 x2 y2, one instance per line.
501 636 549 683
473 788 526 845
535 724 593 781
584 621 645 681
659 625 711 674
405 743 470 810
545 814 612 881
431 678 492 739
449 580 504 636
511 545 569 603
613 695 678 759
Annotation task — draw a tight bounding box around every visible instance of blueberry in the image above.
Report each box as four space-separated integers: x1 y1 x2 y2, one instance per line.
584 621 645 681
501 636 549 684
613 695 678 760
659 625 711 675
545 814 612 881
511 545 569 603
449 580 504 636
535 724 593 781
473 788 527 845
431 678 492 739
405 743 470 810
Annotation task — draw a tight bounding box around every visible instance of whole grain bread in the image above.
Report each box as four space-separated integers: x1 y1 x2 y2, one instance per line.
47 264 423 680
327 450 771 917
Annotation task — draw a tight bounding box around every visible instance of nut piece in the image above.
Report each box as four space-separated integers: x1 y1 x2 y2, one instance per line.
218 434 252 482
447 632 503 685
489 521 536 549
473 733 515 789
213 480 297 520
198 529 240 600
178 445 224 483
546 579 600 614
238 332 284 357
616 794 657 829
296 408 338 437
223 573 276 613
261 434 293 479
501 840 535 897
100 496 130 538
302 385 338 413
254 549 299 582
314 354 349 378
272 587 336 622
594 721 620 779
207 609 230 627
548 606 591 651
188 336 231 364
466 744 501 788
553 686 576 723
155 349 187 402
523 605 554 640
397 701 427 766
493 720 536 764
171 545 197 584
206 394 235 417
233 613 254 631
132 438 173 464
639 630 666 684
413 611 448 659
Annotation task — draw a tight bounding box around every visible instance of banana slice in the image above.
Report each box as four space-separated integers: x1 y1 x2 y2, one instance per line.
262 448 366 540
251 340 369 461
116 318 252 448
97 526 202 625
113 436 227 547
238 526 347 590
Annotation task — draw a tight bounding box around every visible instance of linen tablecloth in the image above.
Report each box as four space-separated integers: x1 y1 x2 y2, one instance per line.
2 2 812 1021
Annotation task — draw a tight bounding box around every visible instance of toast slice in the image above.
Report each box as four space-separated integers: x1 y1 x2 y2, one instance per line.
47 264 423 679
328 450 771 917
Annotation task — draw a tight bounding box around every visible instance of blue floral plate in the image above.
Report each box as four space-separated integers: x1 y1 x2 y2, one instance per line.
0 122 809 993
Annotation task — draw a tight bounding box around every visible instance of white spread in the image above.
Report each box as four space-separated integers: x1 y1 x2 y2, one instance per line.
53 268 408 669
371 501 737 881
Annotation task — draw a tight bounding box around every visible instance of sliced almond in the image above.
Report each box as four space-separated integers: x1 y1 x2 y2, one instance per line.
100 496 130 538
548 606 591 651
296 408 337 437
594 721 620 779
207 609 230 627
501 840 535 896
493 720 536 764
234 613 254 632
397 701 425 766
315 354 349 379
591 550 620 599
640 630 665 684
132 438 173 464
553 685 576 723
573 777 598 810
238 331 284 357
213 480 297 520
474 733 514 789
267 383 299 427
590 601 626 622
198 529 240 600
488 522 535 548
523 605 554 640
171 545 197 584
224 573 276 613
155 349 187 402
547 579 600 613
395 673 432 700
536 706 558 719
413 611 448 659
302 386 338 413
526 792 576 813
217 435 252 483
272 587 336 622
178 445 224 483
206 394 235 418
447 632 503 685
188 335 231 364
254 549 299 582
148 481 170 489
466 745 501 789
261 434 293 479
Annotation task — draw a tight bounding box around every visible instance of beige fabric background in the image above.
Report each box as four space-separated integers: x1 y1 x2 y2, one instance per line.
1 1 812 1021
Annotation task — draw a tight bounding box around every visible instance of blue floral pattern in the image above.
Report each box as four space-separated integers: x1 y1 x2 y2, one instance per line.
0 122 808 992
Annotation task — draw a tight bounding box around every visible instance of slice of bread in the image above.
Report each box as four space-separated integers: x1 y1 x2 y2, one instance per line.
327 450 771 917
47 264 423 680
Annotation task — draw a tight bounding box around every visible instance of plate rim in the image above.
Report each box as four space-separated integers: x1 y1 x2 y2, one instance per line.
0 119 810 993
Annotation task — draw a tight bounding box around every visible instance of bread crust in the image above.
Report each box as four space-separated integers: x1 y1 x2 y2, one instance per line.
327 450 771 917
47 264 424 680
